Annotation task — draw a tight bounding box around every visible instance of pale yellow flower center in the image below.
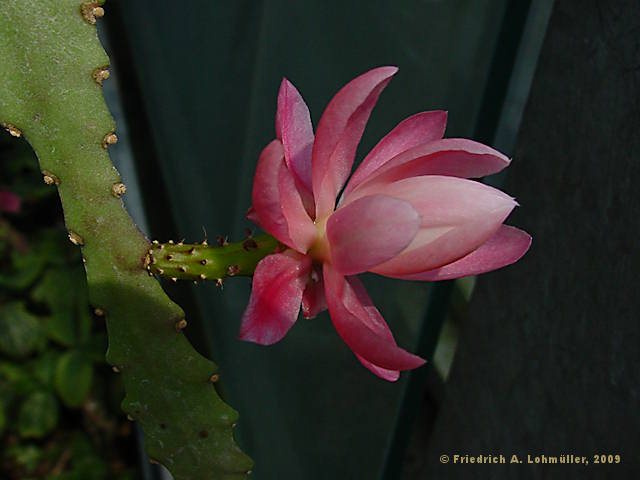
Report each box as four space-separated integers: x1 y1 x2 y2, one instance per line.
308 215 331 263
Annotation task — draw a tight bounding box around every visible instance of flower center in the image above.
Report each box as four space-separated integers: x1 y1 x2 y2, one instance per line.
308 215 331 263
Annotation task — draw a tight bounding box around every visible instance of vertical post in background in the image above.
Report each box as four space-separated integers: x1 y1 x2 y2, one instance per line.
423 1 640 478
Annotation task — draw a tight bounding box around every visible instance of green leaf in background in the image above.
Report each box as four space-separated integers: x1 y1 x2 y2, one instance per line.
73 270 92 345
17 391 59 439
67 433 109 480
4 444 42 475
32 265 91 347
79 333 107 364
113 472 137 480
0 301 43 358
0 398 6 435
0 249 46 291
44 312 76 348
0 361 38 396
31 269 74 320
46 434 110 480
0 130 52 202
0 221 11 258
55 350 93 407
29 350 59 388
0 227 75 292
34 228 77 267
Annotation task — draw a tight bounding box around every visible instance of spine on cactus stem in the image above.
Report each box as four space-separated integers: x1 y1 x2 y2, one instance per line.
0 1 253 479
147 234 280 283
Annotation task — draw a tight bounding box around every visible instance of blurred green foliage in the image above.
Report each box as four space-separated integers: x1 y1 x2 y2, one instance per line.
0 131 138 480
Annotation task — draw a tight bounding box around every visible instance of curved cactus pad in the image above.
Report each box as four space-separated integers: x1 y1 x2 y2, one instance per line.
0 2 253 478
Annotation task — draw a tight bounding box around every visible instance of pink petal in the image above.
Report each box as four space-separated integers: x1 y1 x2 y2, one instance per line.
342 111 447 198
239 251 312 345
277 78 314 193
0 190 21 213
278 161 317 252
354 354 400 381
251 140 315 252
246 206 261 225
312 66 398 218
251 140 293 246
393 225 531 281
344 139 510 200
323 264 425 375
348 277 401 381
326 194 420 275
301 266 327 319
358 176 517 276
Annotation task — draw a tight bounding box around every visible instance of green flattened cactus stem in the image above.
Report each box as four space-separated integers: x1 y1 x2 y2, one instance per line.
0 2 252 479
147 234 279 284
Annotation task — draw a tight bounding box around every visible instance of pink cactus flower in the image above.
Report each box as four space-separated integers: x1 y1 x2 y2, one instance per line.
0 190 21 214
242 66 531 381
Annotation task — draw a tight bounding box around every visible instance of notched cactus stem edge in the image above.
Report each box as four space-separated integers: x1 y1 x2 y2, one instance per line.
0 2 253 479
